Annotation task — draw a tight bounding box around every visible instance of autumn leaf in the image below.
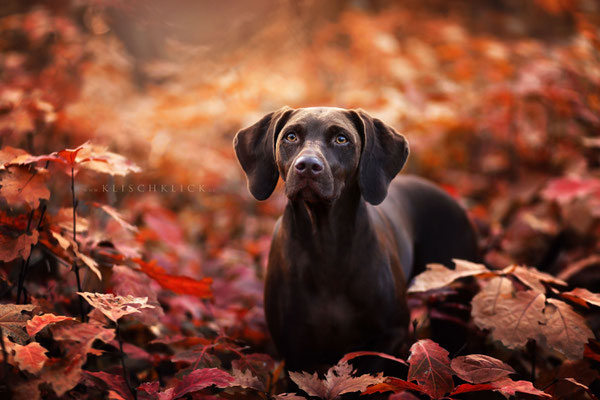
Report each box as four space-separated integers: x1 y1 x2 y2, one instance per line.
490 378 551 398
450 354 515 384
0 229 38 262
52 321 115 356
0 166 50 209
408 259 489 293
540 298 594 359
26 313 74 336
289 360 384 400
407 339 454 398
472 277 546 350
542 177 600 204
77 292 154 323
363 377 425 396
503 265 567 292
84 371 134 400
0 146 28 169
560 287 600 308
340 350 407 365
93 203 138 232
169 368 235 399
450 383 496 395
133 258 212 299
232 368 265 391
0 304 35 344
13 342 49 374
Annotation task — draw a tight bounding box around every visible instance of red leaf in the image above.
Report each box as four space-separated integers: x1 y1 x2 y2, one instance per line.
542 177 600 204
13 342 48 374
407 339 454 398
363 377 425 395
340 351 407 366
490 378 551 398
85 371 134 400
0 230 38 263
450 383 496 395
0 166 50 209
133 258 212 299
450 354 515 384
171 368 235 399
27 313 74 336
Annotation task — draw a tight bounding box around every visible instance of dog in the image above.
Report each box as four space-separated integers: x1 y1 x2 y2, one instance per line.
234 107 478 372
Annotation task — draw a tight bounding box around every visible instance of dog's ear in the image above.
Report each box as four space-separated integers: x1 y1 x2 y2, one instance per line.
233 107 294 200
348 109 409 205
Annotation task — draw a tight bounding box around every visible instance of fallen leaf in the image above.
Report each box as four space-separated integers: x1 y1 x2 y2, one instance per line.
503 265 567 292
450 383 496 395
407 339 454 398
84 371 134 400
363 377 425 396
542 177 600 204
170 368 235 399
540 298 594 359
0 167 50 209
289 360 384 400
560 287 600 308
408 259 489 293
13 342 48 374
451 354 515 384
490 378 551 398
0 304 35 344
472 277 546 350
77 292 154 323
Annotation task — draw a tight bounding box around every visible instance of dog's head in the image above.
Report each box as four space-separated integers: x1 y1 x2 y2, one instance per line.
233 107 409 205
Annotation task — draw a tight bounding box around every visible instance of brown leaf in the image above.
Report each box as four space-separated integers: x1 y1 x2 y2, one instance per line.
408 259 490 293
26 313 74 336
560 287 600 308
0 167 50 209
504 265 567 292
490 378 551 398
75 143 141 176
77 292 154 323
0 304 35 344
0 230 38 263
407 339 454 398
0 146 28 169
472 277 546 350
540 298 594 359
289 360 384 400
451 354 515 384
13 342 48 374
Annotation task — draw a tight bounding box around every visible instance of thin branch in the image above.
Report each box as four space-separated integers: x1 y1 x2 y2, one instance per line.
71 166 86 322
116 322 137 400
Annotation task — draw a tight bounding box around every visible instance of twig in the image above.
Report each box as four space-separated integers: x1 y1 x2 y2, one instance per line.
71 166 86 322
116 323 137 400
16 210 34 304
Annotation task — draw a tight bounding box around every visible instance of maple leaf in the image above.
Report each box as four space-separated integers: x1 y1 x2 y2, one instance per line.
408 259 489 293
503 265 566 292
133 258 212 299
0 230 38 263
540 298 594 359
84 371 134 400
26 313 74 336
77 292 154 323
0 146 28 169
0 304 35 344
169 368 235 399
232 368 265 391
13 342 49 374
471 277 546 350
289 360 384 400
490 378 551 398
0 166 50 209
110 265 164 325
407 339 454 398
560 287 600 308
450 354 515 384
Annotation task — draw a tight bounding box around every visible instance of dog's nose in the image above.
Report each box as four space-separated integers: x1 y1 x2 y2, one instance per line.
294 155 324 177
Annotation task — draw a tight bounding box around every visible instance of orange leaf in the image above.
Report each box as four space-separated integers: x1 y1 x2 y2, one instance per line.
133 258 212 299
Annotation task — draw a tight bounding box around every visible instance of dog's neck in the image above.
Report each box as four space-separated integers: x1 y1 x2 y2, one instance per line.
283 184 376 266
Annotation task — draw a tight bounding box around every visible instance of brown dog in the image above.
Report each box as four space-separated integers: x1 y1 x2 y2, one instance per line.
234 107 478 372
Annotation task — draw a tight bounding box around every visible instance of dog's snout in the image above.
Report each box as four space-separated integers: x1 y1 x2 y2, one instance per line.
294 155 324 177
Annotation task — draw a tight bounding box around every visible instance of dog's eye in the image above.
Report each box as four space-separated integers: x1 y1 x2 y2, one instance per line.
335 134 349 144
284 132 298 142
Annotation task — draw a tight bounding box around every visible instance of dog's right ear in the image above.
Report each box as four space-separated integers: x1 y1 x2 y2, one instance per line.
233 107 294 200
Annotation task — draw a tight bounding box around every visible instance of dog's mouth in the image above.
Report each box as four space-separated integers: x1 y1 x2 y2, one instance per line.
286 177 334 203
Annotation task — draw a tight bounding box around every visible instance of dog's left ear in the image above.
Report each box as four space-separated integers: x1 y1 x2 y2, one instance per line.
348 109 409 205
233 106 294 200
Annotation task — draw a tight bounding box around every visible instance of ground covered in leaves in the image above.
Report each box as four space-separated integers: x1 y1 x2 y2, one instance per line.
0 0 599 399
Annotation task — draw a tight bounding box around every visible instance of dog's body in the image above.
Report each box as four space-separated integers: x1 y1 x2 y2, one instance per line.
234 107 478 372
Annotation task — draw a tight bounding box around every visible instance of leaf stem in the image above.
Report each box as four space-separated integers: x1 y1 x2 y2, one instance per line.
71 166 86 322
116 322 137 400
16 209 34 304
